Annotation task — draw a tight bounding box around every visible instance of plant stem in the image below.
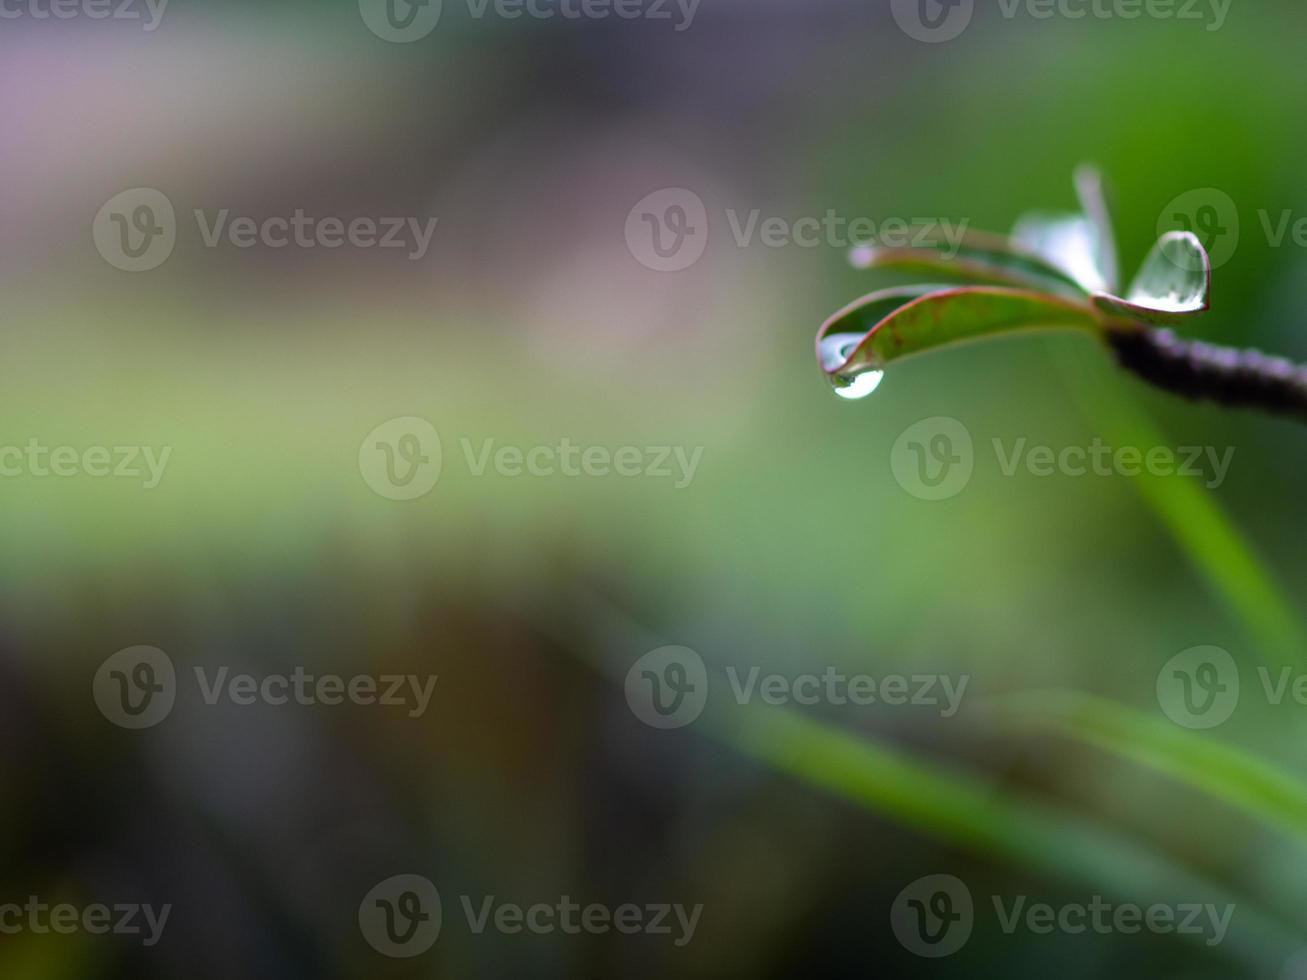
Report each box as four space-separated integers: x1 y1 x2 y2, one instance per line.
1106 326 1307 423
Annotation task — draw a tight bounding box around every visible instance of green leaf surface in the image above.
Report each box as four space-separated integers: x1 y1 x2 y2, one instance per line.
851 229 1090 299
1012 211 1113 294
1075 164 1122 293
817 286 1102 380
1091 231 1212 324
991 690 1307 844
717 702 1299 969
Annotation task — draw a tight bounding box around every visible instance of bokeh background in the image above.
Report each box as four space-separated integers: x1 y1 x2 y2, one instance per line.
3 0 1307 976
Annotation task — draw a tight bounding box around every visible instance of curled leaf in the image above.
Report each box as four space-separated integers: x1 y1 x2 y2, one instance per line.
1074 164 1121 293
1091 231 1211 324
1012 211 1113 295
817 285 1103 381
851 229 1088 300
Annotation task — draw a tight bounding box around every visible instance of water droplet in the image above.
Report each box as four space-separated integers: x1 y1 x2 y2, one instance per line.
819 332 884 400
830 369 884 400
818 332 863 372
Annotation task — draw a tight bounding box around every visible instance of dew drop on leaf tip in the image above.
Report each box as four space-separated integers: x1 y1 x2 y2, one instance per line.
819 332 884 400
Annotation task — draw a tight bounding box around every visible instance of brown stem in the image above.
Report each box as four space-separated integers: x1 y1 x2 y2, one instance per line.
1106 326 1307 423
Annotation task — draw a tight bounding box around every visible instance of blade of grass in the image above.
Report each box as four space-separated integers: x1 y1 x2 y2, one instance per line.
551 582 1304 967
989 689 1307 842
716 700 1299 968
1049 337 1307 667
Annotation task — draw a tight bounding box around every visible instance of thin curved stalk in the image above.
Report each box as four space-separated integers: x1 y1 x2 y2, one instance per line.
1109 326 1307 423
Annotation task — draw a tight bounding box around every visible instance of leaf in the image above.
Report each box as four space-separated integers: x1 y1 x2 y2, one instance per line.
817 285 1102 380
851 229 1089 299
1050 346 1307 665
716 702 1298 969
1075 164 1121 293
1012 211 1113 294
1091 231 1212 324
1008 167 1121 295
991 690 1307 844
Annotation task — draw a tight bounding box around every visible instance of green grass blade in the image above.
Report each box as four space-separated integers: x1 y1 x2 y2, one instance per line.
1050 339 1307 666
713 702 1299 966
990 689 1307 842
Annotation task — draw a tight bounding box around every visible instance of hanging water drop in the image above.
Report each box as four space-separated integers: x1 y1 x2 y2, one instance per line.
819 332 884 400
830 369 884 400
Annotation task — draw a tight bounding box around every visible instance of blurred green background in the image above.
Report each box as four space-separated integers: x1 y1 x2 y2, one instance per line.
3 0 1307 976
